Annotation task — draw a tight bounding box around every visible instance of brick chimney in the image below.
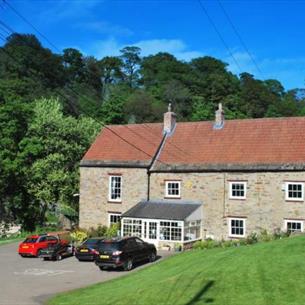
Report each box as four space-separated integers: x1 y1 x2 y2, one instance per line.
163 103 176 135
214 103 224 129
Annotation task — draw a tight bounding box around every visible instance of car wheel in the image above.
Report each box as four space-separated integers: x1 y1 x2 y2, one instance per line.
99 266 105 271
123 258 133 271
37 249 43 258
149 251 156 262
56 254 62 261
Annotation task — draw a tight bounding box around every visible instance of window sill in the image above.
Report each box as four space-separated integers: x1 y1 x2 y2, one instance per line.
164 196 181 199
108 200 122 204
228 235 246 239
285 199 304 202
229 197 246 201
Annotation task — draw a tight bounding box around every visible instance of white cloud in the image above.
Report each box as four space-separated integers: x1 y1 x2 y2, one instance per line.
90 38 122 58
88 37 204 61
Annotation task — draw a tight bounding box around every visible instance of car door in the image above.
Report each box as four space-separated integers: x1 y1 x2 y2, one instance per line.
38 236 49 249
134 238 147 261
125 238 141 263
46 236 58 246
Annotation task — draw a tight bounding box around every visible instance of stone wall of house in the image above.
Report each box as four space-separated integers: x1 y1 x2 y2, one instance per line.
79 167 148 229
149 171 305 240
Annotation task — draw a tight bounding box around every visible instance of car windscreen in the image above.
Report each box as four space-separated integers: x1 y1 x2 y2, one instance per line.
83 239 100 247
23 238 38 243
98 241 121 252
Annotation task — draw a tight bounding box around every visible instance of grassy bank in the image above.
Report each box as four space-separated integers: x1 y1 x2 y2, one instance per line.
48 235 305 305
0 238 22 246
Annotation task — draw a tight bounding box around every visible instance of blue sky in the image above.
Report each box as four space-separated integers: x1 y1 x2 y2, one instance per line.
1 0 305 89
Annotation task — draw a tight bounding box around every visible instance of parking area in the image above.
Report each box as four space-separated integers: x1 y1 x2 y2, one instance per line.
0 242 174 305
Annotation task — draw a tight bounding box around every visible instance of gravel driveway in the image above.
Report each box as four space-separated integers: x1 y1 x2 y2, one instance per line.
0 242 174 305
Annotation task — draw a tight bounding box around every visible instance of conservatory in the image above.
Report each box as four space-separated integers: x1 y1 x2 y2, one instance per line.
121 200 203 247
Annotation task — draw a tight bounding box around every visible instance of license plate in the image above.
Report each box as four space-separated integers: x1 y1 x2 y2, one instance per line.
80 249 88 252
22 246 29 249
100 255 109 259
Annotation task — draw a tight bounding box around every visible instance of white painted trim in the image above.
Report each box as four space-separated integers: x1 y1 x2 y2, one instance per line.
228 217 246 238
165 181 181 198
229 181 247 200
108 175 122 202
284 219 304 232
285 182 304 201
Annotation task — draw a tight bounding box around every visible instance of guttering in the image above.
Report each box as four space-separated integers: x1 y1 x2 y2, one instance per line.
149 162 305 173
80 160 149 168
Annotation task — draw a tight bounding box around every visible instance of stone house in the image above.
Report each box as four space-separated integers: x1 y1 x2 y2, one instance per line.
79 104 305 247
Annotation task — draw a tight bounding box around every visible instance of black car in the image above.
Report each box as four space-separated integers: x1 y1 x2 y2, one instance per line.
75 237 104 261
95 237 157 271
40 241 74 261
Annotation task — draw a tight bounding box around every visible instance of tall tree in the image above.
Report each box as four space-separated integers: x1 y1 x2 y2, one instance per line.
120 46 141 88
18 98 99 227
0 34 65 91
62 48 85 83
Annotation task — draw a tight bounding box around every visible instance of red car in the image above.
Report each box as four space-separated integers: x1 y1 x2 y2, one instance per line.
18 233 66 257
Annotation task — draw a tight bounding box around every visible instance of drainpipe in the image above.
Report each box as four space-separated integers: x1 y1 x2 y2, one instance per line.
147 171 151 201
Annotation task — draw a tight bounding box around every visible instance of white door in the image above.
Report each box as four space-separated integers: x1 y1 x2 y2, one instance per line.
142 221 158 246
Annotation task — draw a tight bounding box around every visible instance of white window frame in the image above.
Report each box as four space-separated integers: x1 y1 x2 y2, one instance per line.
285 182 304 201
121 217 185 242
229 181 247 200
108 213 121 226
284 219 304 233
228 218 246 238
108 175 122 202
165 181 181 198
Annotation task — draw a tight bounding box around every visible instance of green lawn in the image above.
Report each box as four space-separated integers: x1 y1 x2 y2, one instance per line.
48 235 305 305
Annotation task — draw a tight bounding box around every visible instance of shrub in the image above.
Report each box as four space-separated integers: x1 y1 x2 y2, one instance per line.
245 232 258 245
193 239 219 250
192 228 294 252
71 230 88 244
273 228 290 240
106 223 120 238
220 240 233 248
258 229 273 242
87 225 107 238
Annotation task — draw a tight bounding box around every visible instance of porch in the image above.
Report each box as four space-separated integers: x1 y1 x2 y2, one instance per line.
121 200 203 249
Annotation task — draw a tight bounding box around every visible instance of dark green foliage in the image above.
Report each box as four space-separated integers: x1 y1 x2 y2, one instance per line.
87 225 108 238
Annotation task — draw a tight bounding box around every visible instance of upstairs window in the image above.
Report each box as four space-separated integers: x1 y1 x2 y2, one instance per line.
285 220 303 233
165 181 181 198
109 175 122 202
229 218 246 237
285 182 304 201
229 182 247 199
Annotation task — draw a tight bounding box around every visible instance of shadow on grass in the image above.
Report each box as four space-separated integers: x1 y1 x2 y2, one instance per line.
183 280 215 305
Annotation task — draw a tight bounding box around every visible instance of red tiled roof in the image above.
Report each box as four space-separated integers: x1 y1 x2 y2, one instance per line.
158 117 305 168
82 123 163 164
82 117 305 170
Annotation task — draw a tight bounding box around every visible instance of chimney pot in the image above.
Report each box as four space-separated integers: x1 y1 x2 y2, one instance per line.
163 103 176 135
